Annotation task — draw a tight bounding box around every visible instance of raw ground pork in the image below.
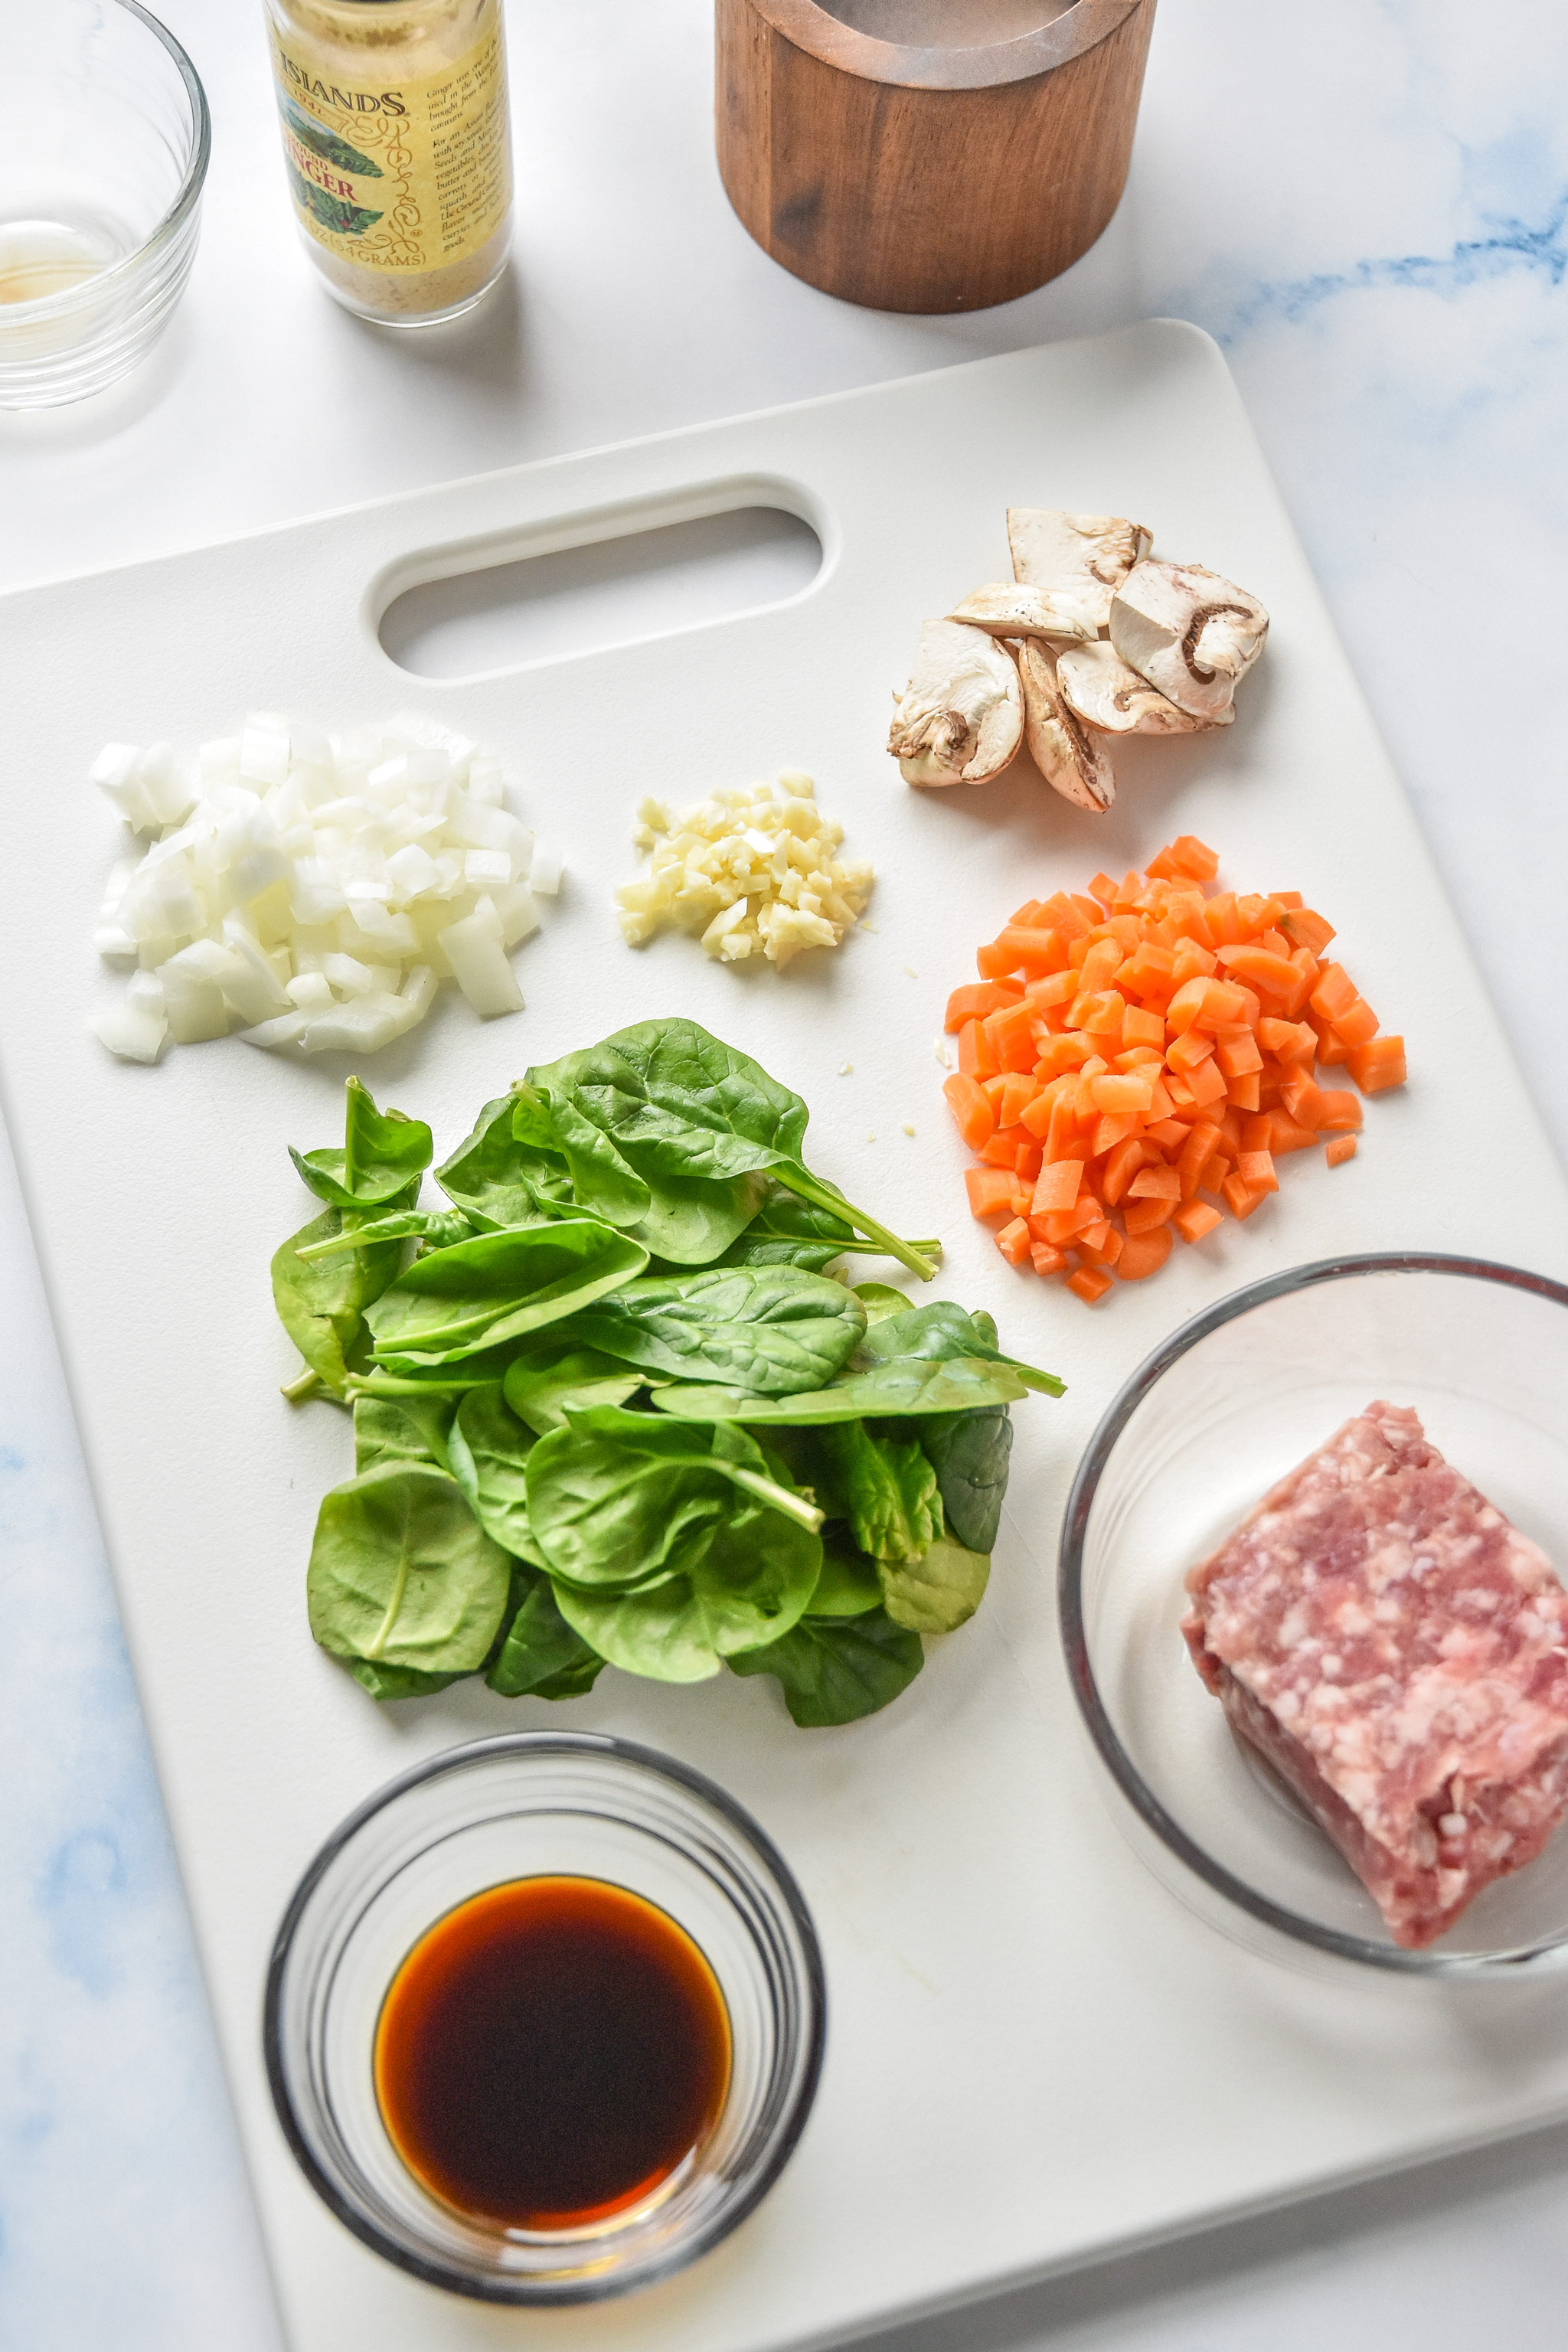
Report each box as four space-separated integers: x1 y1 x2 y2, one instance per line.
1182 1402 1568 1947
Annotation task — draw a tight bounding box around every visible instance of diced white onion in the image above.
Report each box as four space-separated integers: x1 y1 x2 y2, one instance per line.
87 717 552 1063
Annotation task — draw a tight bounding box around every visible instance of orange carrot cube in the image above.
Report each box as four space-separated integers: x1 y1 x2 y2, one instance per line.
1347 1035 1406 1094
1325 1135 1357 1168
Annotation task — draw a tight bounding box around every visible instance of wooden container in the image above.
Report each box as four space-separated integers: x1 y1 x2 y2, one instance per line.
715 0 1156 314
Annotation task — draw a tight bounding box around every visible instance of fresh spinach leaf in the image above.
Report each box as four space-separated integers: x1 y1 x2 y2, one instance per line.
805 1419 942 1562
436 1090 577 1230
549 1489 822 1681
806 1533 884 1619
446 1385 544 1563
855 1302 1064 1396
345 1658 463 1701
501 1348 645 1436
854 1282 913 1324
290 1076 433 1212
651 1354 1031 1424
727 1607 924 1726
273 1207 408 1402
353 1393 456 1475
878 1534 991 1634
296 1207 476 1262
307 1462 511 1674
486 1566 604 1699
567 1264 867 1396
525 1406 822 1594
524 1019 934 1279
364 1220 648 1364
920 1408 1012 1554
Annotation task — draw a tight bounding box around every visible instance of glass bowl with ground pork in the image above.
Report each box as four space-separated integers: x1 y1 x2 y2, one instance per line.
1060 1254 1568 1977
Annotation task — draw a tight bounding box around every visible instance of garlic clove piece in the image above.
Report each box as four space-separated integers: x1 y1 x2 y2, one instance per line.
1014 639 1115 812
946 583 1098 645
1109 560 1269 723
888 620 1024 787
1055 639 1228 736
1007 509 1151 632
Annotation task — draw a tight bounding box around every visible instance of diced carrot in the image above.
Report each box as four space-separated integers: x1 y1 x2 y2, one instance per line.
1174 1200 1223 1244
1128 1165 1181 1200
1256 1018 1316 1062
1124 1195 1177 1236
1217 943 1299 1001
965 1168 1017 1219
1240 1113 1272 1153
1070 989 1125 1037
1120 942 1178 996
1045 1089 1083 1163
1087 871 1120 912
1237 1149 1279 1195
1091 1071 1155 1116
1167 1027 1214 1073
1078 1222 1125 1269
976 939 1019 980
1025 969 1079 1011
1039 892 1091 940
1317 1089 1364 1132
1221 1173 1265 1220
1034 1032 1095 1079
1281 906 1336 956
1216 1031 1263 1079
1072 1061 1109 1120
1063 1266 1109 1305
1279 1073 1325 1129
1331 996 1379 1049
1176 1120 1222 1199
1168 835 1220 882
980 1073 1010 1109
998 1070 1038 1129
1117 1227 1174 1281
958 1018 998 1080
1163 977 1210 1035
1009 898 1045 927
1092 1112 1141 1155
1031 1159 1084 1215
945 982 1018 1031
1325 1135 1357 1169
1042 1200 1101 1246
1101 1136 1157 1206
1170 935 1219 988
1314 1024 1351 1067
978 1131 1020 1168
1019 1076 1069 1138
1112 1046 1165 1072
1184 1056 1230 1109
1204 891 1242 947
993 925 1070 975
1030 1241 1067 1276
1226 1075 1260 1112
996 1217 1033 1266
1145 1117 1191 1151
1348 1035 1406 1094
943 1073 995 1151
1122 1004 1165 1049
984 1000 1039 1073
1267 1114 1318 1155
1308 964 1358 1024
1197 1154 1230 1194
1015 1139 1043 1181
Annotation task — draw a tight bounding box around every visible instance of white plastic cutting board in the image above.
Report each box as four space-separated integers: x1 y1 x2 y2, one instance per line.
4 323 1568 2352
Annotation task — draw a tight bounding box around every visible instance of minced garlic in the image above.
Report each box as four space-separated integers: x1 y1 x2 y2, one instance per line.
615 773 874 969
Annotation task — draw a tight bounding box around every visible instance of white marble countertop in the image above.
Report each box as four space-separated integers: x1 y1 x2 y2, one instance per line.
4 2 1567 2344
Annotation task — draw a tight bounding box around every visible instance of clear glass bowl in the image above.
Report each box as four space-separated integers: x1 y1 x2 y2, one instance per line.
0 0 209 408
264 1733 826 2302
1060 1253 1568 1979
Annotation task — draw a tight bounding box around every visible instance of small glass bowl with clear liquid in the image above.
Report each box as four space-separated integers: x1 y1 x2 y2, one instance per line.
0 0 209 407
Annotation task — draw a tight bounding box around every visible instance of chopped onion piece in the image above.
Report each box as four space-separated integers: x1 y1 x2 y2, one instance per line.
439 911 525 1017
90 1002 167 1063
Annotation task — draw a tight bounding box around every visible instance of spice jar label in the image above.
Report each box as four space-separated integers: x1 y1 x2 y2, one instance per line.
268 20 511 279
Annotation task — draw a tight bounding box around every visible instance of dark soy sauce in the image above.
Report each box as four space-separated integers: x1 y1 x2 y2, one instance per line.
374 1875 732 2231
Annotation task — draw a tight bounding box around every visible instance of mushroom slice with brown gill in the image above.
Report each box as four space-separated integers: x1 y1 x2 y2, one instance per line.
1014 639 1115 812
1007 509 1152 634
1109 560 1269 724
946 582 1098 645
888 619 1024 787
1055 639 1228 737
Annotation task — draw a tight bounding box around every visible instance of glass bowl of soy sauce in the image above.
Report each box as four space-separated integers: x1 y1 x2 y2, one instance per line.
264 1733 826 2302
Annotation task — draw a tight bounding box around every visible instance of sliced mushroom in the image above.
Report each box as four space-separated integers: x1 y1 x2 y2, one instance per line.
888 619 1024 786
1007 509 1152 633
1014 639 1115 813
1109 560 1269 723
1055 639 1228 737
946 583 1098 645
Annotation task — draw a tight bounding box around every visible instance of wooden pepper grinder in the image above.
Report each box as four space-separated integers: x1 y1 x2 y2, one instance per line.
716 0 1157 314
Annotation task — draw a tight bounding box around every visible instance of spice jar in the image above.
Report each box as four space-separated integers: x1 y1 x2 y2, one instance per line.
263 0 511 325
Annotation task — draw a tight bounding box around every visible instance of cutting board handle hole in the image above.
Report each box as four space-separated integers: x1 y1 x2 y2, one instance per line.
374 482 824 680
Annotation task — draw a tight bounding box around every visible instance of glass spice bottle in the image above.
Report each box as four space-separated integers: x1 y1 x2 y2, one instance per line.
262 0 512 325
